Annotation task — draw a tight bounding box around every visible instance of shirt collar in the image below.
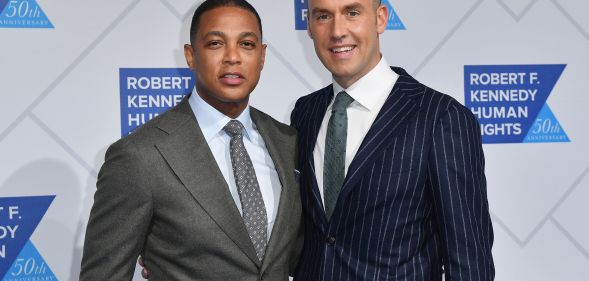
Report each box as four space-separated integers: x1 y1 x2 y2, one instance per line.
332 56 399 111
188 88 254 142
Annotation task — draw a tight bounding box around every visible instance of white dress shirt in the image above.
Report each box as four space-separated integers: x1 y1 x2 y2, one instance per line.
313 57 399 206
188 89 281 240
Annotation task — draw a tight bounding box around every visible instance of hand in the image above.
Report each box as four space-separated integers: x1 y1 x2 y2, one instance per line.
138 256 150 279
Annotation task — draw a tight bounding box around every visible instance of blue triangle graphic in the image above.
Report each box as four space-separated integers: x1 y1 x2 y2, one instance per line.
0 196 55 279
383 0 406 30
523 104 570 143
0 0 9 14
2 241 57 280
0 0 53 28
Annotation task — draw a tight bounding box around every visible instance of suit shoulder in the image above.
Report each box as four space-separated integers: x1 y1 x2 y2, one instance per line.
291 84 332 126
392 67 460 112
418 84 477 123
251 107 297 137
103 124 158 166
113 114 162 150
109 101 191 154
294 84 332 108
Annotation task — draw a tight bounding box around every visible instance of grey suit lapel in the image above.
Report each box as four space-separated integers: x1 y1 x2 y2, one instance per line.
154 99 261 267
250 108 296 272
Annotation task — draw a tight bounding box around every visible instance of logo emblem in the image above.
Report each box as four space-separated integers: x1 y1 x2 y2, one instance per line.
383 0 405 30
294 0 308 30
119 68 195 136
465 64 569 144
294 0 406 30
0 0 53 28
0 196 56 281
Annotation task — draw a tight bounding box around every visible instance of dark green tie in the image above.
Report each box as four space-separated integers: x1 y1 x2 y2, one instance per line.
324 91 354 220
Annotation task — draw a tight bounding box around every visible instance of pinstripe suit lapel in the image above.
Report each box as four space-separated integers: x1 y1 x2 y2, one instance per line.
304 86 333 227
337 69 422 203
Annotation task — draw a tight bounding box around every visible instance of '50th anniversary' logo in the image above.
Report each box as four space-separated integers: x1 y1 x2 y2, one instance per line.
1 196 57 281
0 0 53 28
465 64 569 144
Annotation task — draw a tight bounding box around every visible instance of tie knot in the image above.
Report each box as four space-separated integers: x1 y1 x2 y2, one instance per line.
223 120 245 137
332 91 354 113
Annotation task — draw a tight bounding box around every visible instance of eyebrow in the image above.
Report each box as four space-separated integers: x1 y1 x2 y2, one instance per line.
239 31 259 41
203 31 225 38
310 8 330 16
202 31 259 41
310 2 363 15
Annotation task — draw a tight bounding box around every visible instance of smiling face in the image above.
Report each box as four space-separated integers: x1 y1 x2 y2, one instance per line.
307 0 387 88
184 6 266 118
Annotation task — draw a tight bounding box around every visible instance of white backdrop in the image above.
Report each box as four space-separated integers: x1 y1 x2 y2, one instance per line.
1 0 588 280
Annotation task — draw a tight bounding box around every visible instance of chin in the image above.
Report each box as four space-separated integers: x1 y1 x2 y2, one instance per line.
218 93 250 103
330 68 354 79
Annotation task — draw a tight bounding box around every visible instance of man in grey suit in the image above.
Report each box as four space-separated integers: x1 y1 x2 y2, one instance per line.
80 0 302 280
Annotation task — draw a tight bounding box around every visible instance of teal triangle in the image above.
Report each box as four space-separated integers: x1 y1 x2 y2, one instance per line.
2 240 57 280
0 0 53 28
383 0 406 30
523 104 570 143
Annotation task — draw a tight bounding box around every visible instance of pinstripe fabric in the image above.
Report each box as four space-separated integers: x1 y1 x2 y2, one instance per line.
290 67 494 281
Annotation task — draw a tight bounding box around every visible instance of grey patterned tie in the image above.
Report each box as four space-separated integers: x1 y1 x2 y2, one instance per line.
324 91 354 220
223 120 268 261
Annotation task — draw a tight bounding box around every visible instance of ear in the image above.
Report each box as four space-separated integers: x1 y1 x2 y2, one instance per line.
376 4 388 34
183 44 194 69
260 43 267 69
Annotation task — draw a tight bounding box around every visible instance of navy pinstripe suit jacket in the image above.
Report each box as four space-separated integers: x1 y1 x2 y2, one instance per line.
290 67 494 281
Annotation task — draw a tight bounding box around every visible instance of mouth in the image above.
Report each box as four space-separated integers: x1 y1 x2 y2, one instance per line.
219 72 245 86
330 45 356 54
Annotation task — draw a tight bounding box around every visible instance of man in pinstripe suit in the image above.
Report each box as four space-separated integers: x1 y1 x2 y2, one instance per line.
290 0 495 280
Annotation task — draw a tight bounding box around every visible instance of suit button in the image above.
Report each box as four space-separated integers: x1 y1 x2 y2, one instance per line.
326 236 336 245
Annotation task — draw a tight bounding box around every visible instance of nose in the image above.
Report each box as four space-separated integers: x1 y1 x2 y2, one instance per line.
223 44 241 65
330 14 347 42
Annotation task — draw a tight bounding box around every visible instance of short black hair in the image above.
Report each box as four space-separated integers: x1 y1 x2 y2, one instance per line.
190 0 262 45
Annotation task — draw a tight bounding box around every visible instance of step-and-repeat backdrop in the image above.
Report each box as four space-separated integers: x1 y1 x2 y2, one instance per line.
1 0 588 280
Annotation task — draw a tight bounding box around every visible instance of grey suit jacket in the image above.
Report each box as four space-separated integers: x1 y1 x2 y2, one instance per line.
80 98 303 281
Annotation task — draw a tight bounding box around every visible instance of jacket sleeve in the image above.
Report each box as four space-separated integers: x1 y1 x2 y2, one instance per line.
80 140 153 281
428 100 495 281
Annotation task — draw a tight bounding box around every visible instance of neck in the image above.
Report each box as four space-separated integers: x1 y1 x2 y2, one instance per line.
196 91 248 119
333 76 358 89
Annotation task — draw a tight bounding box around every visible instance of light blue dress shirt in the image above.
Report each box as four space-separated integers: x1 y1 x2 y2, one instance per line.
188 89 281 240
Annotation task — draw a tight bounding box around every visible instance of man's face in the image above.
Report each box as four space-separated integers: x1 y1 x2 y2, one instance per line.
184 6 266 116
307 0 387 88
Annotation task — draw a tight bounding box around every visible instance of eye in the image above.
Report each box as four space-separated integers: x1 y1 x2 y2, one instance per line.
316 13 331 21
347 9 360 17
240 40 256 50
206 40 223 49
